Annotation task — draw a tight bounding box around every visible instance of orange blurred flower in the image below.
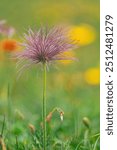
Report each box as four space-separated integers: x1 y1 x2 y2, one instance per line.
1 39 18 52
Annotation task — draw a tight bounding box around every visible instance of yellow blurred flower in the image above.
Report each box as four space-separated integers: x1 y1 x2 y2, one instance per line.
59 51 75 65
1 39 18 52
69 24 96 46
84 68 100 85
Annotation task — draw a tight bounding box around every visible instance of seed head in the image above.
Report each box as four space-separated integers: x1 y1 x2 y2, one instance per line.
82 117 90 129
15 26 78 75
28 123 35 133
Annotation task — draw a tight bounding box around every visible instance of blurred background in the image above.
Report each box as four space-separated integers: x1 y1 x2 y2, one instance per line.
0 0 99 148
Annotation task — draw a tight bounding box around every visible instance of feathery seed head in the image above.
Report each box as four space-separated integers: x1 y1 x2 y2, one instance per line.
15 26 78 74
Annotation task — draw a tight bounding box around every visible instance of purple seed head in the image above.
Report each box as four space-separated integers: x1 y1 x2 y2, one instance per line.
15 26 78 75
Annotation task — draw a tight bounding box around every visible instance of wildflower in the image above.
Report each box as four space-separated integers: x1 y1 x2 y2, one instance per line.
1 39 18 52
0 20 15 37
45 108 64 123
54 107 64 122
69 24 96 46
15 25 78 150
46 112 53 122
82 117 90 129
84 68 100 85
60 111 64 122
28 124 35 133
15 26 78 74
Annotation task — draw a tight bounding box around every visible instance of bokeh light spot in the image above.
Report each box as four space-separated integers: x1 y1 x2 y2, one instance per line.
84 68 100 85
69 24 96 46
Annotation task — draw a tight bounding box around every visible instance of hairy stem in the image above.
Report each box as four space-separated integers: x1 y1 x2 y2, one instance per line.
42 63 47 150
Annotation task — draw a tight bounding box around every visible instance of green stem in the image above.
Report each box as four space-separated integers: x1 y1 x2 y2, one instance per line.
1 115 5 137
42 63 47 150
7 83 11 122
16 136 19 149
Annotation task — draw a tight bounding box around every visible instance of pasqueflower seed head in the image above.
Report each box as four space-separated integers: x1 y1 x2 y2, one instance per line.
15 26 78 74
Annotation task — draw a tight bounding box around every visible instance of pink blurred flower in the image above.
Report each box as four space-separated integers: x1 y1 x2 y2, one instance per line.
0 20 15 37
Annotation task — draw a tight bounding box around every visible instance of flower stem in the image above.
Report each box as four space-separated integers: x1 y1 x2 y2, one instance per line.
42 63 47 150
